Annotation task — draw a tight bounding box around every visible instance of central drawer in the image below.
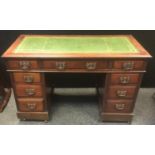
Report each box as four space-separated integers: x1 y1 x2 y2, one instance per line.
107 86 137 99
42 60 108 71
15 84 43 97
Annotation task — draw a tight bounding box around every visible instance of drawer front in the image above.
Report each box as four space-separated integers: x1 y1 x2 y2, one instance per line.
42 60 108 71
110 73 140 85
17 98 44 112
7 60 39 70
13 72 41 83
113 60 145 71
15 84 43 97
104 100 134 113
108 86 137 99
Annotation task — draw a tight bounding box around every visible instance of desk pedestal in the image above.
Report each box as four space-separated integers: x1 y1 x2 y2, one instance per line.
98 73 143 122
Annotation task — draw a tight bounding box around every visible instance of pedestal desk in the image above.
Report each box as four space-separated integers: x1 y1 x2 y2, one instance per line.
2 35 151 122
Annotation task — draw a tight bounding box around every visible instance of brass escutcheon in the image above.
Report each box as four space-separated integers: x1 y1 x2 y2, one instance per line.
86 62 96 70
19 61 31 70
56 62 66 70
115 103 125 110
25 88 35 96
27 103 36 111
123 62 134 70
116 90 127 97
120 76 130 84
24 76 34 83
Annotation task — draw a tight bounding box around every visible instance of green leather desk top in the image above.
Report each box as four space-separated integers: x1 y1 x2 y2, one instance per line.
13 36 139 54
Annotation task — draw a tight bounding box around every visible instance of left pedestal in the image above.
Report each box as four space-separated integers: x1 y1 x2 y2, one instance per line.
10 72 50 121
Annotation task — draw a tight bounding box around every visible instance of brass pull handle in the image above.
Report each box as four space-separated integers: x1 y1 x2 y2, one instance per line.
86 62 96 70
24 76 34 83
116 90 127 97
25 88 35 96
120 76 130 84
115 103 125 110
123 62 134 70
27 103 36 111
56 62 66 70
19 61 31 70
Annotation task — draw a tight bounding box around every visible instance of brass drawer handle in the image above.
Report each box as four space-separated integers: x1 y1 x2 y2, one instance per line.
115 103 125 110
116 90 127 97
123 62 134 70
24 76 34 83
27 103 36 111
25 88 35 96
120 76 130 84
56 62 66 70
19 61 31 70
86 62 96 70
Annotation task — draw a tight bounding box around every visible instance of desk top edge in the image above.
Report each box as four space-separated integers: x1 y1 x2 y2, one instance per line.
2 34 152 59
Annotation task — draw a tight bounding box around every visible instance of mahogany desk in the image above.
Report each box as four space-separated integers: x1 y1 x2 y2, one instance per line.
2 35 151 122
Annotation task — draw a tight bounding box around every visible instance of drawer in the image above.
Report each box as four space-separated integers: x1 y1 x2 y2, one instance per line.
17 98 44 112
42 60 108 71
7 60 39 70
13 72 41 83
109 73 141 85
15 84 43 97
113 60 146 71
104 100 134 113
107 86 137 99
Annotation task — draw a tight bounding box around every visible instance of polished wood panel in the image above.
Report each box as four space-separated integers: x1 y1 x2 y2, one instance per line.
42 60 108 71
113 60 146 70
109 73 140 85
101 112 134 122
15 84 43 97
17 111 49 121
107 86 137 99
7 60 39 70
104 100 134 113
13 72 41 83
17 98 44 112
